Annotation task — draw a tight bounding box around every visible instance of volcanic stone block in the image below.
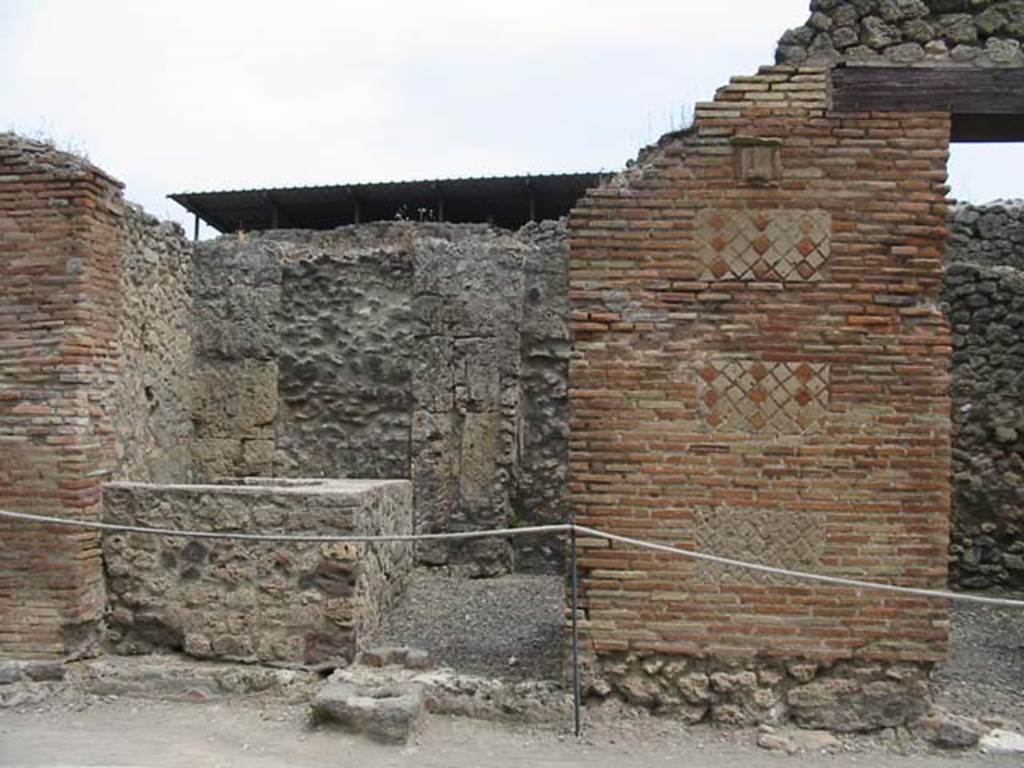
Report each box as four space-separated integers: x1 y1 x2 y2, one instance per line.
102 478 413 668
312 679 425 745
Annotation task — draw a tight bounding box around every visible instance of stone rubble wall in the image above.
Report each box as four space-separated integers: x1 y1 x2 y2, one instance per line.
514 222 572 571
102 479 413 668
191 222 570 573
944 202 1024 589
112 204 194 483
948 201 1024 271
277 234 414 481
777 0 1024 66
583 652 930 731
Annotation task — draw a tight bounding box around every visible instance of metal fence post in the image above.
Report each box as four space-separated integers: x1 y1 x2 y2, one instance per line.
571 524 582 737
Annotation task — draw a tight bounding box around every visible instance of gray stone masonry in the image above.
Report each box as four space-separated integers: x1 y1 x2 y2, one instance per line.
584 652 931 732
944 201 1024 589
114 204 194 482
191 221 569 574
102 478 413 668
777 1 1024 66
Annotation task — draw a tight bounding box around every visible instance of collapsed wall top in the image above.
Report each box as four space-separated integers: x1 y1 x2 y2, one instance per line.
0 132 122 187
778 0 1024 67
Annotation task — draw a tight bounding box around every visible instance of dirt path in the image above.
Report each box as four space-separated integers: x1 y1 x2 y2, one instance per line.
1 699 1020 768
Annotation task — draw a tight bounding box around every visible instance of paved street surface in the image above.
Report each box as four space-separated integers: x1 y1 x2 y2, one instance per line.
1 698 1021 768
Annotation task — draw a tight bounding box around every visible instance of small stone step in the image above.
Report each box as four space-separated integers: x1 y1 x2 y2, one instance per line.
312 680 425 745
0 661 65 686
980 729 1024 755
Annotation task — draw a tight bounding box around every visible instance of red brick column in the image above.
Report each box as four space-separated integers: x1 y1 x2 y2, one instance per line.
568 67 952 720
0 135 123 658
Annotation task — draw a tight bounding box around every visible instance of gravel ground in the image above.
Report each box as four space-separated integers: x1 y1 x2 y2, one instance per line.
374 569 1024 725
371 569 565 681
933 593 1024 722
2 698 1023 767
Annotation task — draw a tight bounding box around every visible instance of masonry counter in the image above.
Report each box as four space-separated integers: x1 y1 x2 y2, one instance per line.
102 478 413 669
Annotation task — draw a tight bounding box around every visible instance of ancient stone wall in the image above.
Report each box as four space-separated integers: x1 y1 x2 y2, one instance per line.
406 225 524 574
568 66 952 727
0 134 124 657
948 201 1024 270
778 0 1024 66
191 222 569 572
113 204 194 482
514 222 572 571
944 202 1024 589
103 478 413 668
191 235 281 478
278 235 414 481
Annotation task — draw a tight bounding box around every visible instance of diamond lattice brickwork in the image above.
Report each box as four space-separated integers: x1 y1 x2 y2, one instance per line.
696 208 831 282
692 507 826 586
699 359 829 434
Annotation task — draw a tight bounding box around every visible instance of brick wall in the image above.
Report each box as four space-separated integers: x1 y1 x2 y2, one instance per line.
0 134 124 658
568 66 952 719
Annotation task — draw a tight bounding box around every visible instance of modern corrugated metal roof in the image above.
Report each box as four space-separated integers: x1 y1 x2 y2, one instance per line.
169 172 610 233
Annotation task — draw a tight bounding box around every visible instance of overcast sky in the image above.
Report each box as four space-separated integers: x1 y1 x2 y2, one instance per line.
2 0 1021 238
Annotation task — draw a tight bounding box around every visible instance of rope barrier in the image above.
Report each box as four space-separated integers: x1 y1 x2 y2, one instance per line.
574 526 1024 608
0 508 569 544
2 507 1023 608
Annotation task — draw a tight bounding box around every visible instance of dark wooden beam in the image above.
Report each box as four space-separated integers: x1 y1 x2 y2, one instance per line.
831 66 1024 116
952 113 1024 142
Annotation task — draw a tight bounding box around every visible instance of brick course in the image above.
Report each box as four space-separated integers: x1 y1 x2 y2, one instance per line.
0 135 124 657
568 67 951 679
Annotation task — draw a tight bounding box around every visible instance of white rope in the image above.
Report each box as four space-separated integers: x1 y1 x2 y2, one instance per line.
0 508 569 544
2 507 1023 608
575 526 1024 608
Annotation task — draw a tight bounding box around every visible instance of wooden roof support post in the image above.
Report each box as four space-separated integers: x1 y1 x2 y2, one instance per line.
262 192 295 229
433 182 445 222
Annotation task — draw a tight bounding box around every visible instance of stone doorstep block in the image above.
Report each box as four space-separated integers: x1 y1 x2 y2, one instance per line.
312 680 425 745
0 661 66 686
980 730 1024 755
80 660 298 703
0 663 21 686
